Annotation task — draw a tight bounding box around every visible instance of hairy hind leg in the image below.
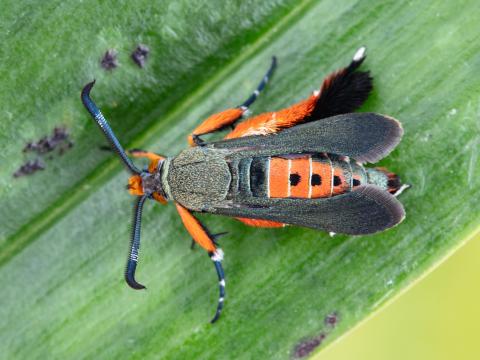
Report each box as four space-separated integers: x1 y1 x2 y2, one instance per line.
236 217 286 228
225 47 373 139
309 46 373 120
188 57 277 146
129 148 164 162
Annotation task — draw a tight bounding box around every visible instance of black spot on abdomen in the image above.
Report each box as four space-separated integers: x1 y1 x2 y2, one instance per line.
290 173 301 186
333 175 342 186
311 174 322 186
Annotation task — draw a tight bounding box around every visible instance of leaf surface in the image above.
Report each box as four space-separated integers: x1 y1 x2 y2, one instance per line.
1 0 479 359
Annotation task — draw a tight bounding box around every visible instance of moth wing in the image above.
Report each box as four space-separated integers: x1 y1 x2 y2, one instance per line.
210 113 403 163
212 185 405 235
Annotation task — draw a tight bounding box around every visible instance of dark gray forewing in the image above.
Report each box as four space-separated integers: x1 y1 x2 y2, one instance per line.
210 113 403 163
212 185 405 235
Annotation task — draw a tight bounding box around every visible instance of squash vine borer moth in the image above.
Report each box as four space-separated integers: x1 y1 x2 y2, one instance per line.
81 46 406 323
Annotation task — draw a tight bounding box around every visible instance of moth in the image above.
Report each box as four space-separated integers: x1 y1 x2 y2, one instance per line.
81 46 406 322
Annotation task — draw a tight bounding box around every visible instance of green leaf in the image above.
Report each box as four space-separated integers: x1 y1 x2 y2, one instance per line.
1 0 479 359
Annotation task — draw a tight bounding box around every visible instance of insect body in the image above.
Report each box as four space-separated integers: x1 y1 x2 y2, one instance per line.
81 47 406 323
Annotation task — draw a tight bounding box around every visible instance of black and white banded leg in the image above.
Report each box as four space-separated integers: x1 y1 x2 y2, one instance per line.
209 249 226 323
238 56 277 112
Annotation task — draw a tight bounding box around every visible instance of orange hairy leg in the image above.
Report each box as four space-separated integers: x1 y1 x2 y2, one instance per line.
225 94 320 139
176 204 217 252
129 149 164 162
188 108 244 146
129 149 165 173
175 203 226 323
188 56 277 146
225 47 372 140
236 218 286 228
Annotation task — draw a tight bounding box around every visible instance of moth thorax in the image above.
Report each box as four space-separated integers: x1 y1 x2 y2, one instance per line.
141 171 164 196
127 170 166 201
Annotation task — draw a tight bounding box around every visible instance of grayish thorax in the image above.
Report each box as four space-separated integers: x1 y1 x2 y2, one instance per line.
163 147 232 211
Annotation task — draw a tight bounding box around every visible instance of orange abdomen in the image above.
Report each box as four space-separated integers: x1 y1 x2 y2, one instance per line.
267 154 365 199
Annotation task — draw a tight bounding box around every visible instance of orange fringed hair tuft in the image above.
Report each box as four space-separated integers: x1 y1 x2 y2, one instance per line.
127 175 167 204
128 175 144 196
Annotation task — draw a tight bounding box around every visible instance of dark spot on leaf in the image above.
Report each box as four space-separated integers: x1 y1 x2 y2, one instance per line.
23 127 73 156
101 49 118 70
294 333 326 358
13 158 45 178
16 126 73 178
131 44 150 68
311 174 322 186
333 175 341 186
289 173 301 186
325 312 339 327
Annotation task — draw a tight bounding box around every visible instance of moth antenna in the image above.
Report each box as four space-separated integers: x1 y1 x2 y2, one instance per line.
81 81 142 175
125 195 148 290
210 249 226 323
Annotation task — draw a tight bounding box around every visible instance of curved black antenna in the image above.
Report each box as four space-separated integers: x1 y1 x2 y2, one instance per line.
81 81 142 175
210 250 226 323
125 195 148 290
239 56 277 110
